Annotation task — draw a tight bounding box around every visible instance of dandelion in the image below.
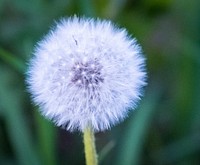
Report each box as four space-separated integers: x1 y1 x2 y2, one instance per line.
26 16 146 165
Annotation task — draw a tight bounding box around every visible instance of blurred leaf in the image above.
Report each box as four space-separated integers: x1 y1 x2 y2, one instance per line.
77 0 96 16
98 140 115 163
34 110 57 165
143 0 172 13
0 67 41 165
0 47 25 73
103 0 127 19
152 133 200 164
0 47 57 165
181 39 200 132
0 0 5 12
115 87 161 165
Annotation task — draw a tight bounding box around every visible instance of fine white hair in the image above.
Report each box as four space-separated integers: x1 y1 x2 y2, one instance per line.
27 16 147 132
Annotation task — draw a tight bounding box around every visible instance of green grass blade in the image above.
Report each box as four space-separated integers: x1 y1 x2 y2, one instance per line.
98 140 115 163
0 68 41 165
0 47 25 73
34 110 57 165
115 87 161 165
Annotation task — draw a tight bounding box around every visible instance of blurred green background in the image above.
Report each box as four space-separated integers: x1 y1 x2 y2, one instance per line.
0 0 200 165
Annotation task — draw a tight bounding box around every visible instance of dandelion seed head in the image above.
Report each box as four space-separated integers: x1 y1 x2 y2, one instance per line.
27 16 147 132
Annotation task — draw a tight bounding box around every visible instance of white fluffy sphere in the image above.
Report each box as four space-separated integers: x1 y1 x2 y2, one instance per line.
27 16 146 132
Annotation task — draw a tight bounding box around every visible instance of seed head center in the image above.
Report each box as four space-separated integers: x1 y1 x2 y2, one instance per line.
71 60 104 88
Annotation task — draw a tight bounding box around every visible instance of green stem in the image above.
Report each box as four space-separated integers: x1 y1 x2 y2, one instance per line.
83 127 98 165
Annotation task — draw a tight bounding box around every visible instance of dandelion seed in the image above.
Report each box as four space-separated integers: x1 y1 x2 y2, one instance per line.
26 16 147 132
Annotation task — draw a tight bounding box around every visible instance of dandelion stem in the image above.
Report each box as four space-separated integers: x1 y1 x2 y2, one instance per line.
83 126 98 165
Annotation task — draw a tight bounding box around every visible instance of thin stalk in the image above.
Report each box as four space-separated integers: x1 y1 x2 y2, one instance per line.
83 127 98 165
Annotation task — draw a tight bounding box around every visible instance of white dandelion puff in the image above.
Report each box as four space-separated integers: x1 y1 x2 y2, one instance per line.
26 16 147 132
